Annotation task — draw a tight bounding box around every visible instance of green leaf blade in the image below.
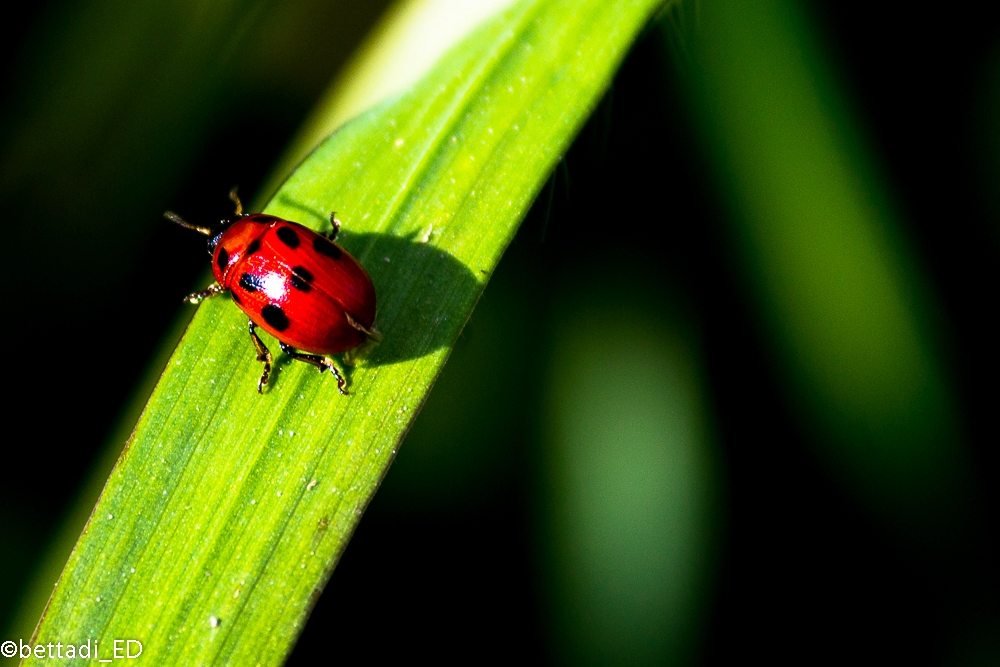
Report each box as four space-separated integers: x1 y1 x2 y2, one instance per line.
25 0 667 664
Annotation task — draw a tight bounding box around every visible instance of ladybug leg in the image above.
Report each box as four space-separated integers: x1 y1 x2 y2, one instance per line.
344 312 381 341
248 320 273 393
279 342 349 396
343 313 383 366
327 212 341 241
184 282 225 304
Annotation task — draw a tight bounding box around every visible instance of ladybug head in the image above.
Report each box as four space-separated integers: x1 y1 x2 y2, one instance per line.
207 222 234 255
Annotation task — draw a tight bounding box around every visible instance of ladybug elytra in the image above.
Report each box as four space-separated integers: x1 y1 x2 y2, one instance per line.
167 189 380 394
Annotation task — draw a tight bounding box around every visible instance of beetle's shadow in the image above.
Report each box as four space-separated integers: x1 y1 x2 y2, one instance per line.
267 198 482 374
336 230 481 369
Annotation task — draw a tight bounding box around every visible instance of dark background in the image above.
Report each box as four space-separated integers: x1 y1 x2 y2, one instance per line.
1 1 997 664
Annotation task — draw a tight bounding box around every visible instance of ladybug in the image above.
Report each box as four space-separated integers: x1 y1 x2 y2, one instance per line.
166 189 380 394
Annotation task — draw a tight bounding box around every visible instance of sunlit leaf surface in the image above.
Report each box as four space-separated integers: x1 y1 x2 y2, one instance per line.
23 0 666 664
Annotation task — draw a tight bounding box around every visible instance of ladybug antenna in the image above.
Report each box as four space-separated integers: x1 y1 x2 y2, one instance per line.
164 211 213 237
229 187 243 216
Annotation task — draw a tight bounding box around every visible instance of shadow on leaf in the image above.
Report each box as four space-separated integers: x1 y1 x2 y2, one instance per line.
335 230 480 367
265 195 481 375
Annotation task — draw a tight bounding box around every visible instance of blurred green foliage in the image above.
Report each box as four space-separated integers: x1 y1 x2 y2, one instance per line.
682 0 972 539
542 298 718 666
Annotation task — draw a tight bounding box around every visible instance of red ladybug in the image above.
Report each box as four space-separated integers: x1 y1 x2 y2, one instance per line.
166 190 380 394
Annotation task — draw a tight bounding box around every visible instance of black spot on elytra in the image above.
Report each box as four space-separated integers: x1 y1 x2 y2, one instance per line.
250 215 271 224
245 239 261 256
312 235 342 259
239 273 263 292
261 304 289 332
276 226 300 248
292 266 314 282
290 275 311 292
216 248 229 271
231 292 242 305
